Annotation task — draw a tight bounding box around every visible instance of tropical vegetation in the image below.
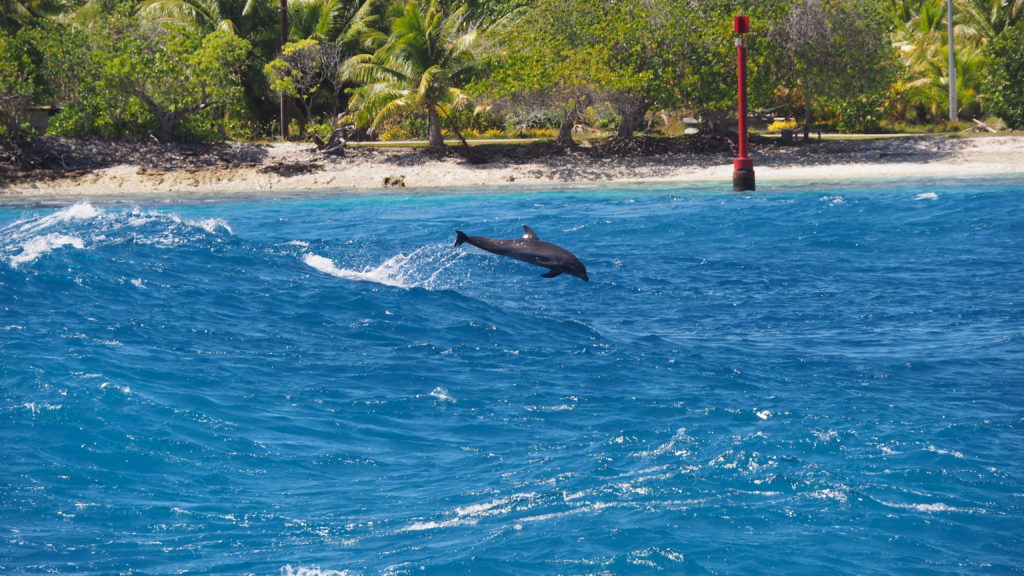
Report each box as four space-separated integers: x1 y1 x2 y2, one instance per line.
1 0 1022 145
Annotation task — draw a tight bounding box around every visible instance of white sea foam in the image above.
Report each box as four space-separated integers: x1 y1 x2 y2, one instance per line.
280 565 356 576
403 516 479 531
99 382 132 395
303 244 465 290
17 202 102 236
880 500 976 513
813 429 840 444
189 218 233 235
636 427 691 458
518 501 619 524
453 493 536 518
524 404 575 412
13 402 63 415
430 386 455 402
628 547 687 567
402 492 537 532
304 253 363 280
9 233 85 268
915 192 939 200
926 445 964 459
808 488 849 503
3 203 237 268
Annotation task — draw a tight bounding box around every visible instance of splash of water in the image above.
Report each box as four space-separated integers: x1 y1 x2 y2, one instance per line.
302 244 466 290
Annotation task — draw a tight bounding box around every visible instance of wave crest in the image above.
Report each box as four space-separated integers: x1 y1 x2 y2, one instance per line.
1 202 234 268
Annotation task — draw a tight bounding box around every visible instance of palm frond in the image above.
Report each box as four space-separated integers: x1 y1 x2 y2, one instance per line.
137 0 225 34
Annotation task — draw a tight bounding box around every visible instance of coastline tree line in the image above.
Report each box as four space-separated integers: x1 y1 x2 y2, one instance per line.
1 0 1022 146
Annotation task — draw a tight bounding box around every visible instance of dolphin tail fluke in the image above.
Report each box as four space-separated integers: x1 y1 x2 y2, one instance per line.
454 230 470 248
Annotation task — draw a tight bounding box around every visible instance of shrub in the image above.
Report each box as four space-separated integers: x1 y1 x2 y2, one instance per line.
306 121 334 144
379 125 412 141
0 32 32 140
766 119 797 132
985 20 1024 129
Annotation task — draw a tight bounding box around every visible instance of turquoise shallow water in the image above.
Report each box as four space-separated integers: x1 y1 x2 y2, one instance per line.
2 177 1023 575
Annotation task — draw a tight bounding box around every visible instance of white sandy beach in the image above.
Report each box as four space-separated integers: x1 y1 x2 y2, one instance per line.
2 134 1022 200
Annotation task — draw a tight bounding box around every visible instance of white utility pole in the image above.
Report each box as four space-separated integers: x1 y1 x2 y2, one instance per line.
947 0 957 122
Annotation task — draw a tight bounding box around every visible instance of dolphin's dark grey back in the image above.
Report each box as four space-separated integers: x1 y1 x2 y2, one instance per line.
453 226 589 281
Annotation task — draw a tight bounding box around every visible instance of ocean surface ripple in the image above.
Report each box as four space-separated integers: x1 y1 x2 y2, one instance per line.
2 178 1023 575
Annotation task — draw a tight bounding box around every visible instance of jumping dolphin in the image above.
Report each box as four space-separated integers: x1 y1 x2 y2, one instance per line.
454 225 589 281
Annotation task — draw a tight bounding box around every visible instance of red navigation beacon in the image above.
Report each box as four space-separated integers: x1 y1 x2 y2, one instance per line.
732 16 755 192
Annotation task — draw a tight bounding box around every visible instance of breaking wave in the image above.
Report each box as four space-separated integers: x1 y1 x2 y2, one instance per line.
0 202 233 269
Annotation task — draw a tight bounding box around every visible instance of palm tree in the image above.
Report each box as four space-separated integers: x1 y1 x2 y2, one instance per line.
341 0 479 148
135 0 383 138
287 0 347 41
2 0 68 31
888 0 998 122
958 0 1023 38
133 0 282 58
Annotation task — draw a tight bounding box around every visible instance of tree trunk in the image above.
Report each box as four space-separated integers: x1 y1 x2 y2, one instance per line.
700 109 731 135
133 89 215 141
615 100 649 141
426 106 444 148
298 97 313 136
803 91 814 141
155 114 176 141
556 108 576 147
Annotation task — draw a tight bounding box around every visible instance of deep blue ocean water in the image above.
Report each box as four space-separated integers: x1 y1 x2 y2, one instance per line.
2 177 1022 576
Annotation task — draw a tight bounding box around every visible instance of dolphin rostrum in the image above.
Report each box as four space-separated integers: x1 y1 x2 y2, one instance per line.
454 225 589 281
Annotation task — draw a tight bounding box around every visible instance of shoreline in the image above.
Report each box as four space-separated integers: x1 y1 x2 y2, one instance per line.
1 134 1022 203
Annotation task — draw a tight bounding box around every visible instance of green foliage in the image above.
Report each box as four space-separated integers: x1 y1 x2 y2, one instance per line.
306 119 334 142
473 0 656 141
266 39 322 99
47 100 155 138
0 32 34 139
24 13 251 141
221 101 276 140
264 38 345 129
102 23 251 140
1 0 69 33
27 19 155 138
454 0 529 26
475 0 788 141
5 0 1019 146
984 18 1024 127
886 0 1015 124
832 95 887 133
781 0 896 129
378 113 426 140
342 0 480 147
287 0 358 42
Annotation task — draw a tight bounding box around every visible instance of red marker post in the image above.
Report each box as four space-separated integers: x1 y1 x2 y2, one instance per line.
732 16 755 192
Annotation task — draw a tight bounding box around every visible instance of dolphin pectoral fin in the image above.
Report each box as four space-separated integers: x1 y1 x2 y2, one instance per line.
522 225 538 240
541 269 562 278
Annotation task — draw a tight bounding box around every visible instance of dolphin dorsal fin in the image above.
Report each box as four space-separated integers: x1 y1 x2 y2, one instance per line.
522 225 539 240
